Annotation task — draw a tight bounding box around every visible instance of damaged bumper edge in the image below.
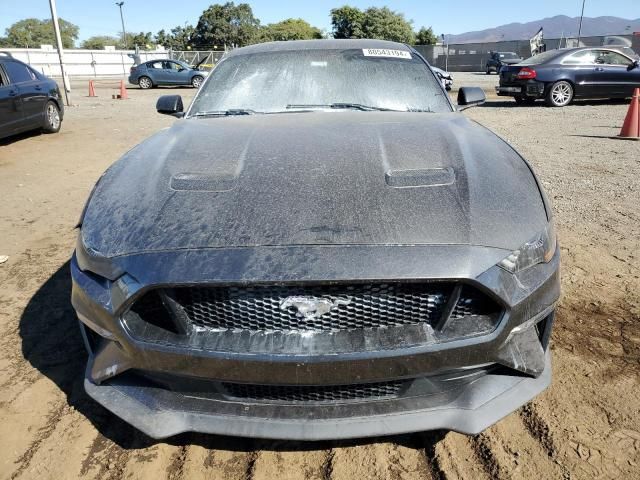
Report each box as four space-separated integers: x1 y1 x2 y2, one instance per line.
83 350 552 440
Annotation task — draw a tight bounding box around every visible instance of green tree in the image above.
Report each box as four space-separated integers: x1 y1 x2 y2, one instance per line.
192 2 260 48
81 35 120 50
330 6 414 44
330 6 365 39
4 18 79 48
122 31 155 49
415 26 437 45
258 18 323 42
361 7 414 44
155 25 195 50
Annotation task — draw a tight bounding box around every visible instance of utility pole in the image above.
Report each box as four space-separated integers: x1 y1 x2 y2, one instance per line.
441 34 449 71
577 0 586 45
48 0 71 106
116 2 127 75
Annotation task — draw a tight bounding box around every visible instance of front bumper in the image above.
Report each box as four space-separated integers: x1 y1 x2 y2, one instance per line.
71 244 560 439
83 350 552 439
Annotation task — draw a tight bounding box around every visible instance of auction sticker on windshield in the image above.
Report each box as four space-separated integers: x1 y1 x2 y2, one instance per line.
362 49 412 59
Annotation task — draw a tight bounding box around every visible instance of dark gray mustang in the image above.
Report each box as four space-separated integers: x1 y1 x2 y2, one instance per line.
72 39 560 440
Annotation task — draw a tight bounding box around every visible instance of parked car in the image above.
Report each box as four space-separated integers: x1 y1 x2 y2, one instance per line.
486 51 522 74
431 65 453 90
73 39 559 440
497 47 640 106
128 59 208 89
0 52 63 140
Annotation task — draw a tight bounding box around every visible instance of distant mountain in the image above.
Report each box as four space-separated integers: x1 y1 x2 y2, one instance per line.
448 15 640 44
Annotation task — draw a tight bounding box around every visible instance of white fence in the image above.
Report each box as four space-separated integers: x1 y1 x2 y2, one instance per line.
3 47 170 77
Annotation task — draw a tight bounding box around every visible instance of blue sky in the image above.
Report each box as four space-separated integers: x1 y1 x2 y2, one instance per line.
1 0 638 42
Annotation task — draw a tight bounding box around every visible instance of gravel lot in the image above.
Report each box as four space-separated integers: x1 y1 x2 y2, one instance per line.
0 76 638 480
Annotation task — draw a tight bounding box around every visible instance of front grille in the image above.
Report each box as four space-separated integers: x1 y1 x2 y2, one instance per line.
125 282 502 337
174 283 448 331
221 380 405 403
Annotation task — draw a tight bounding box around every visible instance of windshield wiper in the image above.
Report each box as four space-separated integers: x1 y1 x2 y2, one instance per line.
285 103 398 112
192 109 260 117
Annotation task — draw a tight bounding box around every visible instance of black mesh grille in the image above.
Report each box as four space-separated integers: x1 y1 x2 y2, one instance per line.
126 282 502 335
173 283 449 332
450 286 496 319
221 380 405 403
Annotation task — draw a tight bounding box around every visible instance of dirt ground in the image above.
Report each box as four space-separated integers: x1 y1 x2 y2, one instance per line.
0 74 639 480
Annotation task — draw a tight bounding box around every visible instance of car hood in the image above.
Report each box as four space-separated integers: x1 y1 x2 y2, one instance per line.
81 112 547 258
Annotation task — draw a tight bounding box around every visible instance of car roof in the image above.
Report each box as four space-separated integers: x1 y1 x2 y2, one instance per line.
226 39 411 57
556 46 632 55
146 58 187 64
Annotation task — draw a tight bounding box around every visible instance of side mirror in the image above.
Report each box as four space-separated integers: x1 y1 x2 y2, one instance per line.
156 95 184 117
457 87 486 110
629 60 639 71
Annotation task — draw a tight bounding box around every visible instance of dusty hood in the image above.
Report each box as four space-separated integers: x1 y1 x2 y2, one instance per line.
82 112 547 257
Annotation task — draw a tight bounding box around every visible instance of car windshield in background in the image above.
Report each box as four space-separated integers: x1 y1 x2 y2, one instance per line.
519 50 564 65
189 48 451 115
500 53 519 59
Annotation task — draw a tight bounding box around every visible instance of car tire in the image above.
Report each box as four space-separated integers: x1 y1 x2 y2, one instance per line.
486 67 492 75
191 75 204 88
138 76 153 89
42 101 61 134
545 81 574 107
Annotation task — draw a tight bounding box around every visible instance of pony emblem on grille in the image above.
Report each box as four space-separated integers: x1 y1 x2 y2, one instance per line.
280 296 352 320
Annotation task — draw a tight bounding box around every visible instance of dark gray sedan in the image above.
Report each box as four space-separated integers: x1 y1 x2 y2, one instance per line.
0 52 64 140
497 46 640 106
73 39 559 440
128 59 207 89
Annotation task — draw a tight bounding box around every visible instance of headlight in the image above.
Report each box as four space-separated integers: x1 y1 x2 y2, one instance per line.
498 223 556 273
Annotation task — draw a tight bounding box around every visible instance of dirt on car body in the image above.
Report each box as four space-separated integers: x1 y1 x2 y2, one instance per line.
0 77 638 479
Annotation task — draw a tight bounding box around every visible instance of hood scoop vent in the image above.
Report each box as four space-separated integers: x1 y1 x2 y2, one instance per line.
170 173 237 192
385 167 455 188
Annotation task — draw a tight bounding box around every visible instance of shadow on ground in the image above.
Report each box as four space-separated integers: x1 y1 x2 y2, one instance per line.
0 129 45 146
19 261 447 453
479 98 631 109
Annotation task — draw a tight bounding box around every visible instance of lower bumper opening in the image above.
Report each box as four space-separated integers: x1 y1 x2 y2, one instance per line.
83 352 551 440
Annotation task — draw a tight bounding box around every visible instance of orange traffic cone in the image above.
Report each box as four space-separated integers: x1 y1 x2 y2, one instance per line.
619 88 639 139
118 80 128 100
88 80 97 97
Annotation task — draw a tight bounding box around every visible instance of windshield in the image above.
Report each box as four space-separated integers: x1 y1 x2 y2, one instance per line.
500 52 519 59
189 48 452 115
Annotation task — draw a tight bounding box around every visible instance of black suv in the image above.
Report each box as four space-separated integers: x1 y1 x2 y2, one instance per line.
486 51 522 74
0 52 64 140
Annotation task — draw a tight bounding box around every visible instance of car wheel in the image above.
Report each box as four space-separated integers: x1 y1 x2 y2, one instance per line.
486 67 492 75
545 81 574 107
42 101 61 133
138 76 153 89
191 75 204 88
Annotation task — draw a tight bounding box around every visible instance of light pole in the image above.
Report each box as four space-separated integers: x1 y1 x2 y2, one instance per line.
577 0 586 45
116 2 127 48
116 2 127 75
48 0 71 105
441 34 449 71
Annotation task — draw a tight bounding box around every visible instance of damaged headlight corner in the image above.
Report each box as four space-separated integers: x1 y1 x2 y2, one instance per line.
498 222 556 274
75 232 124 281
